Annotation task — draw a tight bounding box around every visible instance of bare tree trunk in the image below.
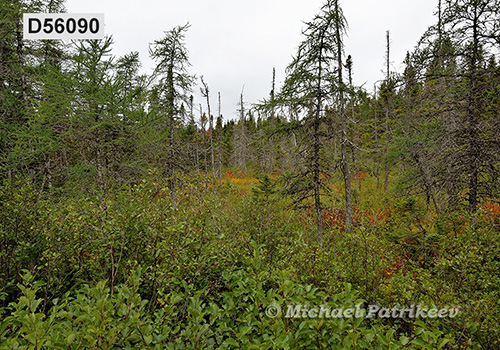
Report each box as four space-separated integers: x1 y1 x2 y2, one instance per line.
336 2 352 233
199 104 209 189
384 164 389 191
334 136 338 159
166 59 177 206
346 55 359 203
268 68 276 172
313 115 324 246
313 32 325 246
467 10 481 217
237 89 247 172
384 31 391 192
218 92 223 185
15 18 28 107
271 67 276 120
373 85 380 191
200 77 216 192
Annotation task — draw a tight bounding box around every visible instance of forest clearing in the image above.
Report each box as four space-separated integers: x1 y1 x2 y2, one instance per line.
1 0 500 348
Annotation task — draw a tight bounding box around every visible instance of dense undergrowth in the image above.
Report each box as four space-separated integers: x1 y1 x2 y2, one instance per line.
0 172 499 349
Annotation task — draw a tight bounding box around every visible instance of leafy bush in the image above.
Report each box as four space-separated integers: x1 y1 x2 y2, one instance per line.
1 249 453 349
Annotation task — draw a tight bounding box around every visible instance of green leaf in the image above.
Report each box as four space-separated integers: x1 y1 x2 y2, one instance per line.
377 333 388 346
438 338 450 349
364 331 375 342
239 325 252 336
225 338 239 347
414 319 426 328
343 334 353 347
400 336 409 345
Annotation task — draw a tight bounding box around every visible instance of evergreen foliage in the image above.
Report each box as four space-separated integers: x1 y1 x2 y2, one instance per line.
0 0 499 347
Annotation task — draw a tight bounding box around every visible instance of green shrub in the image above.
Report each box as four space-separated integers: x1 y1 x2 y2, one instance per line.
1 247 455 349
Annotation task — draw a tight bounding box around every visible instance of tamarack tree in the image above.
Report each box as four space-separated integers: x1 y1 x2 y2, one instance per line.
403 0 500 215
276 0 352 246
148 23 195 204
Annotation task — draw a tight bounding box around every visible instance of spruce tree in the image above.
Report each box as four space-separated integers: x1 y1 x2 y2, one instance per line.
277 0 350 245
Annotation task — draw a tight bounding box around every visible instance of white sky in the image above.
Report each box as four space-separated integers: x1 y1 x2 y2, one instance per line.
65 0 438 120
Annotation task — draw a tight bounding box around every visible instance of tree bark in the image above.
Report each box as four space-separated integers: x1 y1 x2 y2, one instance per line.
201 77 216 190
384 31 391 192
336 1 352 233
313 32 325 246
166 55 177 205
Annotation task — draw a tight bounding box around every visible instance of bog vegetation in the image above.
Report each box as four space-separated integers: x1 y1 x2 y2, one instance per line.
1 0 499 348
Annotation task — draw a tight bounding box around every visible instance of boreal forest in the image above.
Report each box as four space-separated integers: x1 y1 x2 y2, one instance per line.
1 0 500 348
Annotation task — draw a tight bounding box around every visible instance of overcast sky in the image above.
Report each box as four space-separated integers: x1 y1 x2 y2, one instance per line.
65 0 438 120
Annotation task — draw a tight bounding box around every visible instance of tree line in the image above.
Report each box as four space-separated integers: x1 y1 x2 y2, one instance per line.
1 0 499 236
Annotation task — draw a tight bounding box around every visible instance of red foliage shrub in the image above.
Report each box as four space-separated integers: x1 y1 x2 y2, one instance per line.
483 201 500 224
351 171 367 182
383 255 408 278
